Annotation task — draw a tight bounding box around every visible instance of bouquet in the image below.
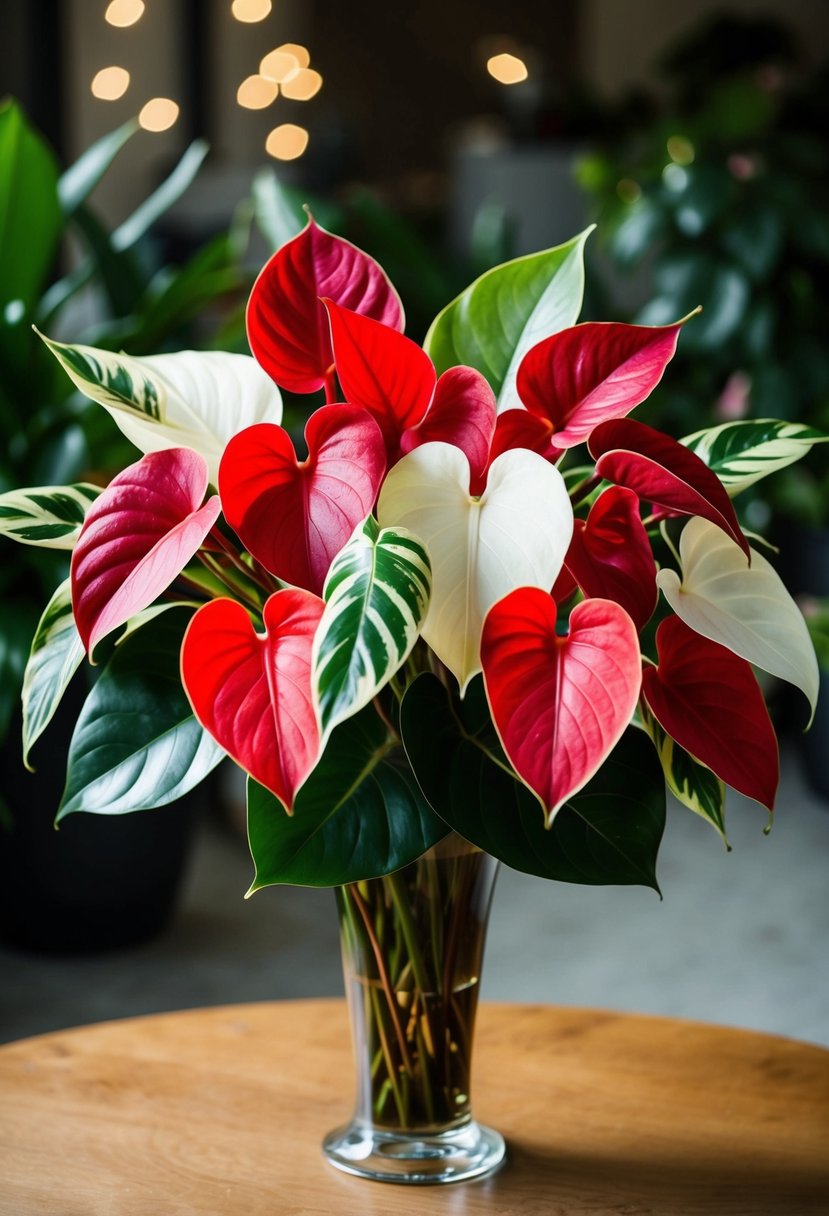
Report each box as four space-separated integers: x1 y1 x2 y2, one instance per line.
1 215 822 893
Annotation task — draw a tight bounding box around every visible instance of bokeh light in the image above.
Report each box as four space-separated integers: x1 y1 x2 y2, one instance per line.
138 98 180 132
486 53 528 85
280 68 323 101
231 0 272 21
105 0 145 27
260 50 301 84
265 124 309 160
237 74 279 109
91 66 131 101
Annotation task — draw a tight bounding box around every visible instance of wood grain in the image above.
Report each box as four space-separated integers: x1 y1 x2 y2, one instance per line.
1 1000 827 1215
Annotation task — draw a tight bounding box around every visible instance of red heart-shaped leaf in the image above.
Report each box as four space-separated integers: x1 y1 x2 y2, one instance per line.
481 588 641 823
247 215 403 394
219 405 386 595
588 417 750 558
400 365 496 491
325 298 434 451
486 408 563 476
181 591 323 810
517 320 684 448
71 447 220 656
564 487 657 631
642 616 779 811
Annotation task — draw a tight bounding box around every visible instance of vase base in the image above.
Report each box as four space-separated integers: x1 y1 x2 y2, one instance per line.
322 1118 506 1185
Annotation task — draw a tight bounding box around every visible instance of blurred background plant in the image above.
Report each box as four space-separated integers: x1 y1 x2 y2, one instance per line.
575 14 829 531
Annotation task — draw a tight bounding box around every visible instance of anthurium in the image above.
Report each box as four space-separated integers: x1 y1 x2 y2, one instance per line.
656 517 819 721
246 213 403 395
219 405 386 596
642 616 779 812
589 417 750 558
2 217 822 908
39 336 283 486
377 443 573 691
510 318 685 454
71 447 221 656
325 299 496 478
181 589 324 811
561 486 657 631
480 589 642 824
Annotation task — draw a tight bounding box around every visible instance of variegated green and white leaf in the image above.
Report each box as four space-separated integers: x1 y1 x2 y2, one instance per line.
657 517 819 722
639 699 728 846
0 482 101 548
681 419 829 495
22 578 85 769
39 333 283 485
312 515 431 741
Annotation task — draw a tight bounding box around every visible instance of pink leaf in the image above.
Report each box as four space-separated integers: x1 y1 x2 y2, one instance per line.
400 366 496 492
642 616 779 811
516 320 684 448
564 487 657 631
325 299 434 451
481 588 641 824
71 448 220 656
246 215 403 394
588 417 750 558
219 405 386 595
181 591 323 811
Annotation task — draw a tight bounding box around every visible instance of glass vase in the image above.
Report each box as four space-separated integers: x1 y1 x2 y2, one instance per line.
323 834 505 1184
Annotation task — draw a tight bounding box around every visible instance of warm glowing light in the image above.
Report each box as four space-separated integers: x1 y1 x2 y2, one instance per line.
265 124 309 161
231 0 272 21
91 66 131 101
138 98 180 132
260 49 301 83
486 53 528 85
667 134 695 165
237 74 279 109
280 68 323 101
275 43 311 69
105 0 145 27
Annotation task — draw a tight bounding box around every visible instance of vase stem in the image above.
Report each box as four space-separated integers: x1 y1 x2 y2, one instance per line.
323 835 506 1184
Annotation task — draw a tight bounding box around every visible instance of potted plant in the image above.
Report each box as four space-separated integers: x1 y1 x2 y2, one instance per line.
0 98 246 951
1 212 820 1183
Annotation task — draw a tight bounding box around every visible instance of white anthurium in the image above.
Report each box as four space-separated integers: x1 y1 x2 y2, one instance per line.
39 333 283 485
656 516 819 723
378 443 573 692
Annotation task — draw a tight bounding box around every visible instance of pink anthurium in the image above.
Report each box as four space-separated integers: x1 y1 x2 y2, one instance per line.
246 215 403 394
642 616 779 812
563 487 658 631
481 588 642 824
588 417 750 559
516 320 685 449
325 299 496 477
71 447 221 657
181 590 324 811
219 405 386 596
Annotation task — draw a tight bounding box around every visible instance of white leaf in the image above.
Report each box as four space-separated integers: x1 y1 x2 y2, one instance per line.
378 443 573 691
656 517 819 722
40 334 283 485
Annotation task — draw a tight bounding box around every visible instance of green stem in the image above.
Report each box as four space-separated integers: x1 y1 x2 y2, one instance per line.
349 884 414 1074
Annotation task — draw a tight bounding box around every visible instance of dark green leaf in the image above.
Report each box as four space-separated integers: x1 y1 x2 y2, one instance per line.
401 673 665 891
57 607 225 819
247 705 448 890
0 99 61 312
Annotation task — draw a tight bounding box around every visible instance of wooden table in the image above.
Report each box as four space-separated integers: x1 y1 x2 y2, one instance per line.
1 1000 827 1215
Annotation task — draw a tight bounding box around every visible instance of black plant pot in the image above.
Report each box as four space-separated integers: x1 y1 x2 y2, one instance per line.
0 680 196 954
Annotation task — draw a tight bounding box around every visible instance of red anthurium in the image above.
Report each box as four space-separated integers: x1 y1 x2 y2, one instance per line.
181 590 324 811
563 487 658 631
642 616 779 811
516 320 684 449
588 417 750 559
325 299 497 478
481 588 641 825
400 366 496 493
246 215 403 394
219 405 386 596
71 447 221 657
487 408 563 473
